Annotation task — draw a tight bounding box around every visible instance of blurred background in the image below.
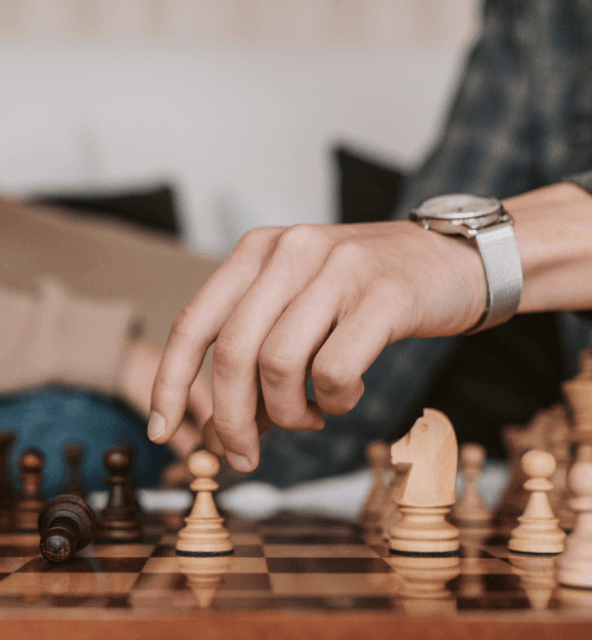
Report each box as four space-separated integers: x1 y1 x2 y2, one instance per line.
0 0 480 254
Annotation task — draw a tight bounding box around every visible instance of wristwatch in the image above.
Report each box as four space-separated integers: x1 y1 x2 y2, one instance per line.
409 193 523 334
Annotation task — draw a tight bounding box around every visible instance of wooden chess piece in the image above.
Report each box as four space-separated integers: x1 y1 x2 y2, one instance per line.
176 450 233 557
96 446 142 542
544 405 572 521
556 458 592 588
495 410 551 528
14 447 46 532
61 442 87 498
452 443 492 527
38 494 96 563
388 409 460 556
560 350 592 529
508 449 565 555
381 464 406 541
577 443 592 463
0 431 15 531
562 349 592 440
559 443 592 532
117 443 143 516
361 440 391 530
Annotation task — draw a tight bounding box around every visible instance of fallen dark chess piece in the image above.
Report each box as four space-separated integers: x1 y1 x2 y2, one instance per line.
38 493 96 563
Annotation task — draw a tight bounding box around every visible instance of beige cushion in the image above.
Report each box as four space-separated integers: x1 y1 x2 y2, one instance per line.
0 196 223 380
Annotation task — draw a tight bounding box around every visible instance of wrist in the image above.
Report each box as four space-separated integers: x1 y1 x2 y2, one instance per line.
409 194 522 333
396 219 488 335
505 182 592 314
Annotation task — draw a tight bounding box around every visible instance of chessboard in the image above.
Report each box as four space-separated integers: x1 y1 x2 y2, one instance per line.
0 509 591 640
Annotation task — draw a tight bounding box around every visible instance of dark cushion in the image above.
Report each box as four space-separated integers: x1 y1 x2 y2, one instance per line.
334 145 406 224
31 183 181 236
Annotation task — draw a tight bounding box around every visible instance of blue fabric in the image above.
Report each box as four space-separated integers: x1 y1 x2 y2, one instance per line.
0 385 175 496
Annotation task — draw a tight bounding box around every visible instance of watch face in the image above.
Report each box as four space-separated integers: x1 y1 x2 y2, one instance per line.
418 194 500 220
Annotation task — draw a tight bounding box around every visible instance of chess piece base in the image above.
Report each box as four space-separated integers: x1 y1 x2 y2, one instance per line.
176 514 233 556
557 560 592 589
509 515 566 555
389 506 460 556
96 517 142 542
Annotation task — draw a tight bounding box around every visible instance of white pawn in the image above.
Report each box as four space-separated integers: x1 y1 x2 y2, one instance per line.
509 449 565 555
380 465 405 541
176 450 234 557
556 459 592 588
452 443 492 526
361 440 391 529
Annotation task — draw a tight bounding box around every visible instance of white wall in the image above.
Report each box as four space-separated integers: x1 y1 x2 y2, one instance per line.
0 40 473 253
0 1 483 254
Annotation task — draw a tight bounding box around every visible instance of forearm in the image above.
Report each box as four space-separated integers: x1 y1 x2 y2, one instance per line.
505 182 592 314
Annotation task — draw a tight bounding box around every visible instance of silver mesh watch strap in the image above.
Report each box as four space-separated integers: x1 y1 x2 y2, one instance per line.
466 221 523 334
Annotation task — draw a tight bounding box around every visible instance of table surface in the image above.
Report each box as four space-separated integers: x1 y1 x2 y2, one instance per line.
0 509 590 640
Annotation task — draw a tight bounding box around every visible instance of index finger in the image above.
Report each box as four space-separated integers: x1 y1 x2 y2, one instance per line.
148 228 281 444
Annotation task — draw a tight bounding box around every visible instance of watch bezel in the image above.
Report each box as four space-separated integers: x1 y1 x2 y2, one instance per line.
409 194 513 239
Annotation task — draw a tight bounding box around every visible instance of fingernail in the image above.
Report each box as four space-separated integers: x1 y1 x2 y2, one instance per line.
148 412 167 442
226 452 253 472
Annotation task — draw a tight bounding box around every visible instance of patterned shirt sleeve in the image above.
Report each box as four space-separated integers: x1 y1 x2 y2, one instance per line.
394 0 592 217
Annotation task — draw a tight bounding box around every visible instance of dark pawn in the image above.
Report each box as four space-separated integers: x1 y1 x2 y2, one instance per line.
0 432 16 531
117 443 142 516
96 446 142 542
61 442 87 498
14 448 46 532
38 494 96 563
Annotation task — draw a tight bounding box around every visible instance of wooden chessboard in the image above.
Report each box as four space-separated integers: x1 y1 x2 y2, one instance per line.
0 509 591 640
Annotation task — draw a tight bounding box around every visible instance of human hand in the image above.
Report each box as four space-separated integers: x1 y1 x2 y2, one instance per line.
149 219 486 472
123 341 209 457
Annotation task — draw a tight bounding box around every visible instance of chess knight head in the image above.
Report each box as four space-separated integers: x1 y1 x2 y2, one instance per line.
390 408 458 507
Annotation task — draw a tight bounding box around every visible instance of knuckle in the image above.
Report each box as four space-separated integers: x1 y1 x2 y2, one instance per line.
259 345 294 387
213 332 249 372
237 226 268 249
231 227 274 263
327 240 366 269
311 359 352 397
235 226 280 256
170 307 195 341
211 414 243 441
276 223 321 251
